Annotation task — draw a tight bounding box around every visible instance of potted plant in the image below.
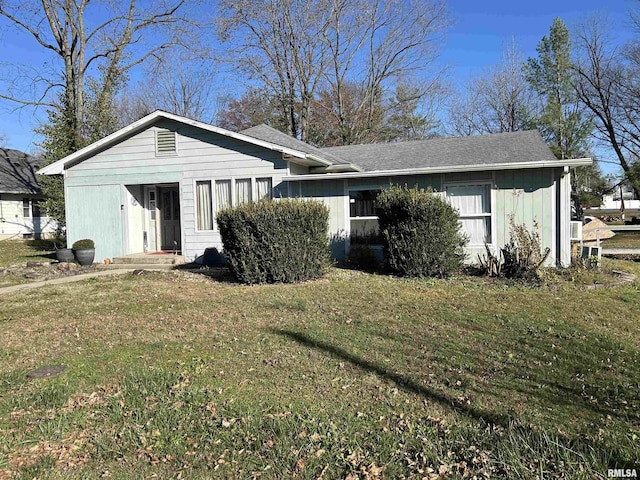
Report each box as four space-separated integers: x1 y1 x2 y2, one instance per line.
54 239 74 263
72 239 95 265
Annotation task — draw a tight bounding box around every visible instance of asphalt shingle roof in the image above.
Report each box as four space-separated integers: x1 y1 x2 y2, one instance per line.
320 130 559 172
0 148 42 194
240 124 350 165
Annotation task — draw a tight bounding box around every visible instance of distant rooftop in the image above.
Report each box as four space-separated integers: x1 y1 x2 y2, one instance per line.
0 148 42 194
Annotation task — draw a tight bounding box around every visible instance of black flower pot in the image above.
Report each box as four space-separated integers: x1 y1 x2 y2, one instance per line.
74 248 95 266
56 248 74 263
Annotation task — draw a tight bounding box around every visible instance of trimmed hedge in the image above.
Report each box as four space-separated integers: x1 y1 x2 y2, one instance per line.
216 199 330 284
376 186 468 277
72 238 95 249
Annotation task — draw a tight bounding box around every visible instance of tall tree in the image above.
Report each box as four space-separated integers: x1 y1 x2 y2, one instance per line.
573 15 640 198
448 40 537 136
525 18 594 218
321 0 448 145
525 17 592 160
217 0 449 143
217 0 332 141
0 0 195 151
118 50 218 125
216 88 290 133
0 0 196 231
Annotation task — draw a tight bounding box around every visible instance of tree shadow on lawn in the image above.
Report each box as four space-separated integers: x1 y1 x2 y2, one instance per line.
269 328 639 469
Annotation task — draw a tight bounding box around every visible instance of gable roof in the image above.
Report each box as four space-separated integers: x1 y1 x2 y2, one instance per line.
0 148 42 194
321 130 559 172
38 111 337 175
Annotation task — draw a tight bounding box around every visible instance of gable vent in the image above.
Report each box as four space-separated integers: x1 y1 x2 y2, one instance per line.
156 129 177 155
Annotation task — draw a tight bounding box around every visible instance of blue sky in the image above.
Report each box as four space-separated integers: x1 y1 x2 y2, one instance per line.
440 0 634 83
0 0 636 175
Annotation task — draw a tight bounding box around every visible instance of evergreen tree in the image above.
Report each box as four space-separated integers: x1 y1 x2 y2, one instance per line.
525 18 592 160
35 97 82 238
525 18 594 217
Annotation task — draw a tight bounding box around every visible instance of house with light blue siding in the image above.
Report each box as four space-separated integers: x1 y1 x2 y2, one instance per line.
39 110 591 266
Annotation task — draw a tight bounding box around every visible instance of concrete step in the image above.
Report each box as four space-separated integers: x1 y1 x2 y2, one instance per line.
112 254 186 265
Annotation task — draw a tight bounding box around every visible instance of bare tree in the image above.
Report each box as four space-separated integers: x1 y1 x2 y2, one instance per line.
448 40 537 136
0 0 196 148
573 16 640 196
317 0 448 145
217 0 332 141
117 50 217 125
217 0 449 143
216 88 288 133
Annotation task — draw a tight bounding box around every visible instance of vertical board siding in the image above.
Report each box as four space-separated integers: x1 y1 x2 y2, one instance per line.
292 170 557 265
66 184 123 261
494 168 556 264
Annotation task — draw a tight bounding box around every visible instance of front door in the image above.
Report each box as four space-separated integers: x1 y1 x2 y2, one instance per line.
159 186 181 251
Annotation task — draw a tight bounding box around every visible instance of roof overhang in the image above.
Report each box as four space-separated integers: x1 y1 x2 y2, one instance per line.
282 158 593 181
38 110 331 175
0 189 40 195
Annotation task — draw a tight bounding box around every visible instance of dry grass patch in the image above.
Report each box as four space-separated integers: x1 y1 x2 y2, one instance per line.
0 267 639 478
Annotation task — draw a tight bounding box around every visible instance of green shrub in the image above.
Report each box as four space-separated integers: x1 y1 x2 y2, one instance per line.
477 217 551 281
376 186 467 277
72 238 94 249
346 244 381 271
216 199 330 284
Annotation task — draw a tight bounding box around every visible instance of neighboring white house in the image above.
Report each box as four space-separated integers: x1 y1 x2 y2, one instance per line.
39 110 592 266
599 184 640 210
0 148 56 240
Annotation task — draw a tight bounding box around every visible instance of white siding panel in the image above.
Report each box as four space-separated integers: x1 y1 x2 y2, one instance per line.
0 194 56 239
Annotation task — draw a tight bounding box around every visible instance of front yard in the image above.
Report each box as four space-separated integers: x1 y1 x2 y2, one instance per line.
1 260 639 478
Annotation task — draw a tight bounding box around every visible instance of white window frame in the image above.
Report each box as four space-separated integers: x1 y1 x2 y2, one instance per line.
345 185 384 253
22 198 31 218
348 186 382 222
193 176 275 232
444 181 494 247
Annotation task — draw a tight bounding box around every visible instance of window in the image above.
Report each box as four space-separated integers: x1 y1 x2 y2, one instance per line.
349 189 381 245
149 190 157 220
445 184 492 245
235 178 252 205
196 181 213 230
215 179 232 213
195 178 274 231
22 199 31 218
256 177 272 200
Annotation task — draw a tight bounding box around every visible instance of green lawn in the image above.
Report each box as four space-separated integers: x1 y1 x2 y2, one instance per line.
1 262 639 478
0 240 56 267
603 232 640 248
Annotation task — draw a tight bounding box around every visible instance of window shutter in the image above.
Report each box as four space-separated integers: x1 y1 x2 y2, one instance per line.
156 129 177 155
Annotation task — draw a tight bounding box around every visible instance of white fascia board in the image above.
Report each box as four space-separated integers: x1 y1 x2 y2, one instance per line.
305 153 333 167
282 158 593 181
37 110 324 175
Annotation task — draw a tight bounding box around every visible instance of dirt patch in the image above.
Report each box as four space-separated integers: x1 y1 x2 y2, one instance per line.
0 261 100 287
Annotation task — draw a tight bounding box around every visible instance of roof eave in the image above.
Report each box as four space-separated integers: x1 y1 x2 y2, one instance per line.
38 110 316 175
282 158 593 181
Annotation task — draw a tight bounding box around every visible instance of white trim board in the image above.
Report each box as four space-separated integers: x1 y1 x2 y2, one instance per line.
282 158 593 181
38 110 333 175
